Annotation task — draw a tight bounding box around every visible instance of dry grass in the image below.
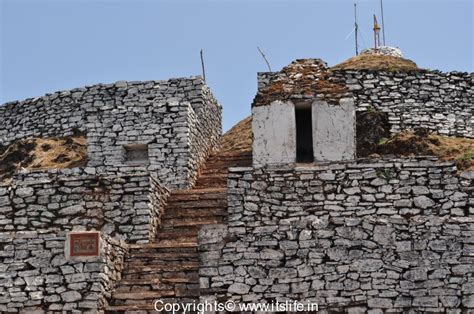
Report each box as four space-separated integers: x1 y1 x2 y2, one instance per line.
379 132 474 171
0 136 87 181
220 118 474 171
220 116 252 153
28 137 87 169
331 54 420 72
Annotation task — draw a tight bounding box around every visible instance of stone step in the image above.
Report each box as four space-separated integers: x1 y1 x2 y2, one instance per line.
112 291 175 300
125 258 198 268
121 271 199 282
154 230 198 240
166 196 226 204
195 173 228 180
156 225 202 235
116 278 165 286
125 253 199 265
124 258 198 268
122 262 199 275
194 177 227 188
168 189 226 201
113 282 173 293
106 151 247 310
128 241 197 250
171 187 226 195
127 247 198 259
165 199 226 209
162 207 226 219
160 217 223 228
112 283 200 298
105 299 199 313
117 276 196 286
105 304 157 312
128 247 198 257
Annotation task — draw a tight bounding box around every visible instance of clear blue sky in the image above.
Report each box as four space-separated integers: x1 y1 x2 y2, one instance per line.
1 0 472 131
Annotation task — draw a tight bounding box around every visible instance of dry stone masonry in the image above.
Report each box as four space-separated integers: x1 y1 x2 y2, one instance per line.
199 158 474 312
0 230 127 313
0 77 222 189
259 69 473 138
332 70 473 138
0 94 85 147
0 169 169 243
0 76 222 312
1 57 473 312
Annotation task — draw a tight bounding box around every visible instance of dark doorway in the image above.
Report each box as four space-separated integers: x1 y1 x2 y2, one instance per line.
296 106 314 163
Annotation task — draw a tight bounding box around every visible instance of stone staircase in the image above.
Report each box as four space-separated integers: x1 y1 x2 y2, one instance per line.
105 151 252 313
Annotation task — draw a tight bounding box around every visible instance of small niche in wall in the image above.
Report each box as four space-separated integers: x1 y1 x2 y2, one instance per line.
124 144 149 165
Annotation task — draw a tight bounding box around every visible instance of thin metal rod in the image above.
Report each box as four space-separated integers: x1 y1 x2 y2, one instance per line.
380 0 386 45
257 47 272 72
200 49 206 82
354 3 359 55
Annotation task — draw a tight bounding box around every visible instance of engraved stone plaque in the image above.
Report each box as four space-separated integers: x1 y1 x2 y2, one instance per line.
69 232 100 257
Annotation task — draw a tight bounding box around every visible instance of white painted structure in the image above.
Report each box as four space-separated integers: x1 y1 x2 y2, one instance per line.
252 98 356 166
252 101 296 166
313 98 356 162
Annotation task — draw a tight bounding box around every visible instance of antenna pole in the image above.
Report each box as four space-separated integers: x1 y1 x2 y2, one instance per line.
380 0 386 45
200 49 206 82
257 46 272 72
354 3 359 55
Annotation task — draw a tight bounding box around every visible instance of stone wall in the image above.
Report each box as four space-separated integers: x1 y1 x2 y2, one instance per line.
258 70 473 138
199 159 474 312
1 77 222 189
0 77 222 311
86 78 222 188
187 85 223 186
0 230 127 312
0 168 169 243
0 92 85 148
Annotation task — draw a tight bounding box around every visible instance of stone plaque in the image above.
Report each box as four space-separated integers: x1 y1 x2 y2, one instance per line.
69 232 100 257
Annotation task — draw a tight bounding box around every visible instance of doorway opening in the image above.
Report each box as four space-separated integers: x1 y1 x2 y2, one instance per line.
295 106 314 163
